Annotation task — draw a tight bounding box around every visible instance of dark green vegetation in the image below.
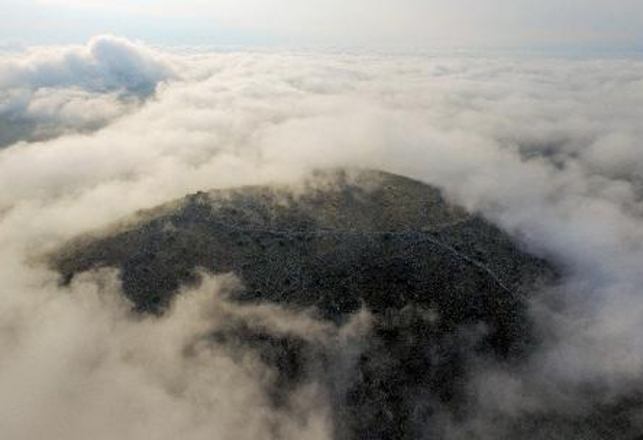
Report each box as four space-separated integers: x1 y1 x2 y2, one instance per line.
52 169 557 439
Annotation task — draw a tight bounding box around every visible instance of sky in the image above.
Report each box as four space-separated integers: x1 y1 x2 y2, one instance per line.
1 0 643 51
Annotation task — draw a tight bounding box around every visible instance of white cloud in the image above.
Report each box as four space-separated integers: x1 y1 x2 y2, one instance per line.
1 36 643 437
0 34 174 93
0 267 339 440
0 35 175 147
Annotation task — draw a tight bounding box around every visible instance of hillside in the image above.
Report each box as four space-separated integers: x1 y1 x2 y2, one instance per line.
51 168 557 439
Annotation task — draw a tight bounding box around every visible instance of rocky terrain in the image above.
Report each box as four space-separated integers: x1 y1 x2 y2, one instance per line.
52 168 559 439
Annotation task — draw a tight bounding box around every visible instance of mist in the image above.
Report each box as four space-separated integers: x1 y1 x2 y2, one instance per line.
1 36 643 438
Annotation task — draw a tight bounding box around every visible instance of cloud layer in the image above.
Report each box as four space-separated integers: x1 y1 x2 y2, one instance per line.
1 36 643 438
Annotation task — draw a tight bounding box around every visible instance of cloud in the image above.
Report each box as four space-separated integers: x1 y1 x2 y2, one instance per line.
1 36 643 438
0 35 175 147
0 266 343 440
0 34 174 93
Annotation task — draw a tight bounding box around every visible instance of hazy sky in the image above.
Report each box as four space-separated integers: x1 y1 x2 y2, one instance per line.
1 0 642 50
